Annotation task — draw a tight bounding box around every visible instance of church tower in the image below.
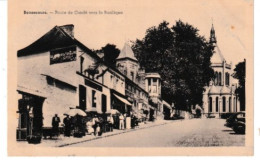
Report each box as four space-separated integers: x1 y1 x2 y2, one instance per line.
202 23 240 118
210 24 217 44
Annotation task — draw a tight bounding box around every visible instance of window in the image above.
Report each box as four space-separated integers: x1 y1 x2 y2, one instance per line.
152 78 157 93
102 94 107 113
225 72 230 86
80 57 84 74
218 72 222 85
209 97 212 112
222 97 226 112
130 72 134 81
216 97 219 112
229 97 231 112
92 90 97 108
214 72 218 85
233 97 236 112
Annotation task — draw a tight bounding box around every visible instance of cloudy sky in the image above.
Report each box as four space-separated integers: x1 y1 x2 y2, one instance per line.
10 0 253 66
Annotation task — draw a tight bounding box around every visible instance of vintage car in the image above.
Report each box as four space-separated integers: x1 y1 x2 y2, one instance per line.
232 119 245 134
224 112 245 134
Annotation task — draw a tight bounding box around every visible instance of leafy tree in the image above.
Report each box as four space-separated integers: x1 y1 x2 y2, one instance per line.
95 44 120 66
233 60 246 111
132 20 214 111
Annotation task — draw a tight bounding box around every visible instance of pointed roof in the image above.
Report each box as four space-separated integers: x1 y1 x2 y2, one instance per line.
220 86 231 94
211 44 226 64
209 85 220 94
209 23 226 64
117 42 138 62
210 23 217 44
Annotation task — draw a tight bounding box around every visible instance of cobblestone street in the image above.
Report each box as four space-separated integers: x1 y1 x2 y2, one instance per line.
69 118 245 147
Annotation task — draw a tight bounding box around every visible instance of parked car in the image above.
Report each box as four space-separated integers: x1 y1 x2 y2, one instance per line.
232 120 245 134
225 112 245 128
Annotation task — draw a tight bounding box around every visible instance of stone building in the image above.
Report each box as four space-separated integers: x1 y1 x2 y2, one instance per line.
116 43 164 120
202 24 240 118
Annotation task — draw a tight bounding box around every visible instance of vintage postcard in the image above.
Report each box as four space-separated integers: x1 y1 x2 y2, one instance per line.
8 0 253 156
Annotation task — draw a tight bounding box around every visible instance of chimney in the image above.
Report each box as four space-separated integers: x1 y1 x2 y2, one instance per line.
60 24 74 38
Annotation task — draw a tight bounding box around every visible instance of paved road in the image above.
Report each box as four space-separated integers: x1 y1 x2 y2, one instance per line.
70 118 245 147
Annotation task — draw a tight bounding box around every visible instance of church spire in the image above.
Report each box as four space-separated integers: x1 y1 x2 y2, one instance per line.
210 23 217 44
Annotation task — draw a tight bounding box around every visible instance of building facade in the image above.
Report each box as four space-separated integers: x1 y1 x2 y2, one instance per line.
116 43 164 120
202 24 240 118
16 25 131 140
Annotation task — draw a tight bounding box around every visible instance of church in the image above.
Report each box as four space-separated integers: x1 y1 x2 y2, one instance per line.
202 24 241 118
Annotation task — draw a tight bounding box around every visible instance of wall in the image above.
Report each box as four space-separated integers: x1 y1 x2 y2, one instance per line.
18 48 79 127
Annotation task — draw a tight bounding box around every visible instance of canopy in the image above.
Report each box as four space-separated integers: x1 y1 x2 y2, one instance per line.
64 108 87 116
106 109 120 115
113 94 132 106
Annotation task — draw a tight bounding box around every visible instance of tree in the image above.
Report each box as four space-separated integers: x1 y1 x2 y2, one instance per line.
132 20 214 111
233 60 246 111
95 44 120 66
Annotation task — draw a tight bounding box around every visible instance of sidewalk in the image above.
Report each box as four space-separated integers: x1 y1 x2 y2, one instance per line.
16 119 175 147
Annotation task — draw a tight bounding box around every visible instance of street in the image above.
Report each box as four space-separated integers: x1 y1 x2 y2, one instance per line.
69 118 245 147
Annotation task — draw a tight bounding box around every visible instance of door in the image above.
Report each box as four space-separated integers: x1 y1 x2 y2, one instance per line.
79 85 86 110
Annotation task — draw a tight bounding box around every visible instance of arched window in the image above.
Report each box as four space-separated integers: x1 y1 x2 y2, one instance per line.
229 97 231 112
218 72 222 85
216 97 219 112
215 72 218 85
222 97 226 112
209 97 212 112
225 72 230 86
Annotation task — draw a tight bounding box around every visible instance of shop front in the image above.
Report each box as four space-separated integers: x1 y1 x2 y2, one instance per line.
17 90 46 143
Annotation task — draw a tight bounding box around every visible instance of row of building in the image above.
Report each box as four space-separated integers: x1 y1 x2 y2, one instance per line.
16 23 242 140
16 24 172 140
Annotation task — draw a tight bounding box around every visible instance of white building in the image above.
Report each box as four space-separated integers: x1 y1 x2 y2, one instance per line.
16 24 130 140
202 24 240 118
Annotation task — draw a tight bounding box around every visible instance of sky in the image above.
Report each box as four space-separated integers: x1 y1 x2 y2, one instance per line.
9 0 253 67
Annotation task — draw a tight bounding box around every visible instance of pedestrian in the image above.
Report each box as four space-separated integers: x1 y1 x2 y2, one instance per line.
119 114 124 130
86 120 94 135
63 115 71 137
95 123 102 136
52 114 60 137
107 114 114 132
92 115 99 134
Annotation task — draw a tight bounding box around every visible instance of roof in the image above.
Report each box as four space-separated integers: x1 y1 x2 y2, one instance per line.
208 85 220 94
220 86 231 94
17 24 150 95
117 42 138 62
18 25 76 57
211 44 225 64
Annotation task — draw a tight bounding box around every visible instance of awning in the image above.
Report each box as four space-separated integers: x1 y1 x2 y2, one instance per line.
163 100 172 109
113 94 132 106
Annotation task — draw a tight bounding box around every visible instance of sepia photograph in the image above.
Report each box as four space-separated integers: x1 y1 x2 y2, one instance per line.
8 0 253 156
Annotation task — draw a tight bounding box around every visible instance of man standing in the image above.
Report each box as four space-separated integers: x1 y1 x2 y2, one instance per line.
119 114 124 130
52 114 60 136
107 114 114 132
63 115 71 137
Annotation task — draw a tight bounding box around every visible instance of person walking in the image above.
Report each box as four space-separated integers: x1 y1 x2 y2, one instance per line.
63 115 71 137
52 114 60 137
119 114 124 130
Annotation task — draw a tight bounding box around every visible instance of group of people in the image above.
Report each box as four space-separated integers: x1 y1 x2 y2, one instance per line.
51 112 139 138
119 113 139 130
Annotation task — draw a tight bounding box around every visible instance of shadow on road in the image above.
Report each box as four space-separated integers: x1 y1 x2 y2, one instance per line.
222 129 233 132
229 132 245 135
